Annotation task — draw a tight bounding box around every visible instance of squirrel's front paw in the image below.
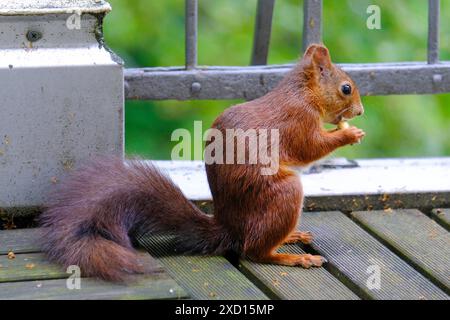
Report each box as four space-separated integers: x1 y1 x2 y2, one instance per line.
343 126 365 145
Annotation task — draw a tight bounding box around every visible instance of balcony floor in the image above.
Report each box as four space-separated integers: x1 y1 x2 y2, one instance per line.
0 208 448 300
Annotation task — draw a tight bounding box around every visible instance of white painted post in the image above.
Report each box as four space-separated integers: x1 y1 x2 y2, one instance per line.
0 0 124 209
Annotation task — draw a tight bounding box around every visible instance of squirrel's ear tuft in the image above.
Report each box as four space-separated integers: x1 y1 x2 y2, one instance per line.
303 44 320 59
302 44 332 73
312 45 331 67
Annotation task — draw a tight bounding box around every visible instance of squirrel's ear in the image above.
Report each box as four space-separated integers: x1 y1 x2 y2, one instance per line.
303 44 332 74
312 45 332 69
303 44 319 59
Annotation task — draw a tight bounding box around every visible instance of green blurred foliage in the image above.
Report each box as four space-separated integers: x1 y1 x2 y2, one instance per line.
104 0 450 160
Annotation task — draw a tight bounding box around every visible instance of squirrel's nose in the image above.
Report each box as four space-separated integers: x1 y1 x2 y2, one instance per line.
356 105 364 116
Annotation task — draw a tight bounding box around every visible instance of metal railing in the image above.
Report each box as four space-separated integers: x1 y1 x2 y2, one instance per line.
124 0 448 101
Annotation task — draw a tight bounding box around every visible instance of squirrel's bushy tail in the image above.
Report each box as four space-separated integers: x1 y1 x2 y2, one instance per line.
39 157 229 282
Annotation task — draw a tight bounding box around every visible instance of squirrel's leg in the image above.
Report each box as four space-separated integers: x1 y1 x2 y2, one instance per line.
249 233 325 268
243 176 326 268
284 231 313 244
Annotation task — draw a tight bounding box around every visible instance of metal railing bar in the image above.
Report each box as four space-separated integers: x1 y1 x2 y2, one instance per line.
185 0 198 70
125 61 450 100
427 0 440 64
251 0 276 65
302 0 323 51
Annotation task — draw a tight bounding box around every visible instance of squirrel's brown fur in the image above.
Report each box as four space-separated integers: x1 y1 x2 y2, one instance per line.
39 44 365 281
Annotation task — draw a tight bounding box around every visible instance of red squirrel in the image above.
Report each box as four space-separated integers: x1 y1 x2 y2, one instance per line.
39 44 365 281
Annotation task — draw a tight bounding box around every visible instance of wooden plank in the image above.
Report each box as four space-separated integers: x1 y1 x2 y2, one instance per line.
300 211 448 300
0 228 41 255
0 232 189 300
0 251 164 283
0 275 187 300
239 244 359 300
138 234 268 300
0 253 66 283
431 208 450 230
350 209 450 293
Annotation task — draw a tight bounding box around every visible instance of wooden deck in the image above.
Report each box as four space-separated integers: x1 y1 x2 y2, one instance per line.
0 208 448 300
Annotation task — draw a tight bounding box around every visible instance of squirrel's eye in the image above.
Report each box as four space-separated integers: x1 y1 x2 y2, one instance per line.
341 84 352 95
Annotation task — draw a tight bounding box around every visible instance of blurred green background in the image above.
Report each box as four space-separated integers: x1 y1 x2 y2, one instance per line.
103 0 450 160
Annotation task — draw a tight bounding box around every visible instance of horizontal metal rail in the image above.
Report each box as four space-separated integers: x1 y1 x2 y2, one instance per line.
125 62 450 100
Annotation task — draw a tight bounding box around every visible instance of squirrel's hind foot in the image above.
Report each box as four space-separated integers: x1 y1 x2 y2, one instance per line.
251 253 327 268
